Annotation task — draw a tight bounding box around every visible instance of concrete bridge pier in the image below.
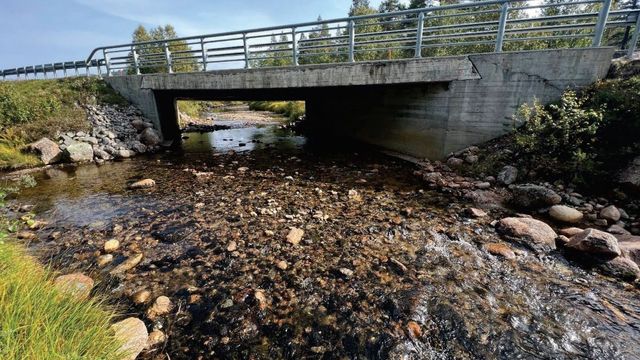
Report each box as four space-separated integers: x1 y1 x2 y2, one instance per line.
105 48 614 159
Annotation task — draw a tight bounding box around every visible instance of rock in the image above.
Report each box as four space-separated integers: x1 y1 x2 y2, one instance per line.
96 254 113 267
559 227 584 237
483 243 516 260
496 217 557 253
600 205 621 223
226 241 237 252
147 296 173 319
598 257 640 281
130 141 147 153
110 253 143 275
464 207 487 218
131 119 147 132
53 273 94 298
104 239 120 252
129 179 156 189
111 317 148 360
566 228 621 260
16 231 37 241
140 128 161 146
446 157 464 167
254 290 268 310
64 142 94 163
407 321 422 338
607 224 630 235
549 205 583 223
464 155 478 164
29 138 62 164
132 289 152 305
556 235 571 246
595 219 609 227
347 189 362 202
276 260 288 270
510 184 562 209
114 149 135 159
286 228 304 245
497 166 518 185
94 148 112 160
147 330 166 348
618 156 640 192
339 268 354 277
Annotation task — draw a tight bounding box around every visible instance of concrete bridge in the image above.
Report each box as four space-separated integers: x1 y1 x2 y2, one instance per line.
106 47 614 159
1 0 638 158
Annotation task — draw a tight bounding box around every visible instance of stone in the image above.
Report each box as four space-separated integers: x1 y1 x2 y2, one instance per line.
618 156 640 192
29 138 62 165
114 149 135 159
147 296 173 319
147 330 166 348
407 321 422 338
111 317 148 360
94 148 112 160
559 227 584 237
464 155 479 164
464 207 487 218
53 273 94 298
104 239 120 252
339 268 354 277
607 224 630 235
110 253 143 275
497 166 518 185
130 141 147 153
226 241 237 252
548 205 583 223
276 260 288 270
510 184 562 209
254 290 268 310
96 254 113 267
132 289 152 305
483 243 516 260
16 231 37 241
64 142 94 163
131 119 147 132
595 219 609 227
496 217 557 253
140 128 161 146
600 205 621 223
129 179 156 189
566 228 621 259
347 189 362 202
616 235 640 265
598 257 640 281
286 228 304 245
446 157 464 167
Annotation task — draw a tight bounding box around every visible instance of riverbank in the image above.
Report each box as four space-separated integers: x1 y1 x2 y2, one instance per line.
5 125 640 359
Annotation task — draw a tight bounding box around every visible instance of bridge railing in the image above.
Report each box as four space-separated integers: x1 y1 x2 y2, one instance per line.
1 0 639 80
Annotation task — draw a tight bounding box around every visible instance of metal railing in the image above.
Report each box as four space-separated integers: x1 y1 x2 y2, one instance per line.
1 0 639 80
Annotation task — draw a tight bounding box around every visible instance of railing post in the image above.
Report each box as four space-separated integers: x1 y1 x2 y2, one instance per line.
43 65 47 79
200 38 208 72
102 49 111 76
292 27 299 66
415 12 425 58
348 20 355 62
243 33 251 69
495 1 509 52
62 63 67 77
593 0 612 47
132 47 141 75
97 60 103 78
164 42 173 73
628 11 640 58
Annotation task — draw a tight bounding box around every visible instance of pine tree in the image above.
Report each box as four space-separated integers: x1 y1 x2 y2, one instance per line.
129 24 198 74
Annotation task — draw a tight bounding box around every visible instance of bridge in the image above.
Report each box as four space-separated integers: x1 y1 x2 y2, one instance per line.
1 0 639 158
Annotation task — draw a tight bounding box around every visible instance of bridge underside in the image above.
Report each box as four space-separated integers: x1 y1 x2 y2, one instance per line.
105 48 614 159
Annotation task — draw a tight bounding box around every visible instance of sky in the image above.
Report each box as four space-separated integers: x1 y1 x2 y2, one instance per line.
0 0 406 69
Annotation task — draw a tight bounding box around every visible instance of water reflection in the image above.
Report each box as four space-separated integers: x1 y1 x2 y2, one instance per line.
181 126 306 153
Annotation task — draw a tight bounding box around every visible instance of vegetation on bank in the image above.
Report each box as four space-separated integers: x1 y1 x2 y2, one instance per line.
248 101 305 121
463 60 640 189
0 78 127 170
0 183 122 359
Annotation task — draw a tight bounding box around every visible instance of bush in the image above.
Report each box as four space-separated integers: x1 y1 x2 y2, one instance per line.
248 101 305 121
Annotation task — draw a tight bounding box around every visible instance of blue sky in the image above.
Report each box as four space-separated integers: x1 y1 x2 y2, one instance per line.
0 0 403 69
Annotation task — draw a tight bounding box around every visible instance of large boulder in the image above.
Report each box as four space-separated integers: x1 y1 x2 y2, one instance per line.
510 184 562 209
618 156 640 192
30 138 62 165
566 228 621 260
548 205 583 223
140 128 161 146
111 317 148 360
64 142 94 163
497 166 518 185
496 217 557 253
598 257 640 281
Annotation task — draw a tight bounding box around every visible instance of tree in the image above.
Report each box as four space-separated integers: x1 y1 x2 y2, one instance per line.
299 16 338 64
129 24 198 74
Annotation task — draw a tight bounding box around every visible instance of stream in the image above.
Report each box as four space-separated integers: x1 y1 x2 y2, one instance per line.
6 123 640 359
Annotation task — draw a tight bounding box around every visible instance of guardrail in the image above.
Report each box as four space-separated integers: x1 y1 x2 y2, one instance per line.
1 0 639 80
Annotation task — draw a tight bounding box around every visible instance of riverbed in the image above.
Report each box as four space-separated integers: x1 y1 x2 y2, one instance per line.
6 124 640 359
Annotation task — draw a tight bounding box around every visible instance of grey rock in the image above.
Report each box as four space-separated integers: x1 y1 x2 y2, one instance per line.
140 128 161 146
510 184 562 209
600 205 621 223
497 217 557 253
549 205 583 223
567 228 621 260
29 138 62 165
598 257 640 281
64 142 94 163
497 166 518 185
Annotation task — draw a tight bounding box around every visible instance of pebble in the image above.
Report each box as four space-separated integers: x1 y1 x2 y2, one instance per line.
147 296 173 319
286 228 304 245
96 254 114 267
112 317 148 360
227 241 237 252
132 289 152 304
110 253 143 275
276 260 288 270
53 273 94 299
129 178 156 189
147 330 167 348
104 239 120 252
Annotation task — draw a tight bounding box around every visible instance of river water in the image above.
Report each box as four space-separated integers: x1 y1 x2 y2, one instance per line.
8 124 640 359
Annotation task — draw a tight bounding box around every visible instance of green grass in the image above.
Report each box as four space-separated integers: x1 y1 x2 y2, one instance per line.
248 101 305 121
0 77 127 170
0 185 122 360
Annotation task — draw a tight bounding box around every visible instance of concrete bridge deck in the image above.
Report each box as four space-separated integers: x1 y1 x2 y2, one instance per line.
106 48 615 159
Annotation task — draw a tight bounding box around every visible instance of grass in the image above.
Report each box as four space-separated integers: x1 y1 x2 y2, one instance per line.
0 77 128 170
0 185 122 359
248 101 305 121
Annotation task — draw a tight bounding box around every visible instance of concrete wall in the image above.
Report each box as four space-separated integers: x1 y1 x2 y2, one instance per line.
105 47 615 159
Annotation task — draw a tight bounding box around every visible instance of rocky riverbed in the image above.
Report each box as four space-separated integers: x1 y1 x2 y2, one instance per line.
3 126 640 359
